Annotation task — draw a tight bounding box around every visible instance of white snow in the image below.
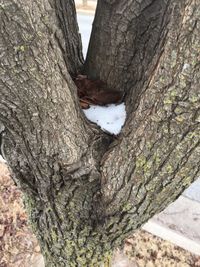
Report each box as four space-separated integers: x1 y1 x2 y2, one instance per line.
83 103 126 134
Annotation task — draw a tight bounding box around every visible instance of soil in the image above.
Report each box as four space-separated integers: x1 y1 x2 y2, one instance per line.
0 162 200 267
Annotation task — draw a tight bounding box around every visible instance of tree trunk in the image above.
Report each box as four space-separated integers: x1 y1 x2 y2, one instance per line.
0 0 199 266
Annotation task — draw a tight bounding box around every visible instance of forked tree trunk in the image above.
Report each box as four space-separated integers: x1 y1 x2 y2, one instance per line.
0 0 199 266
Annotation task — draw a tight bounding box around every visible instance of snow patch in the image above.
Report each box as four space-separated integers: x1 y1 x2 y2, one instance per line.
83 103 126 135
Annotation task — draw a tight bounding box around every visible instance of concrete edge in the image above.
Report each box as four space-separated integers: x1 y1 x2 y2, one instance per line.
142 220 200 256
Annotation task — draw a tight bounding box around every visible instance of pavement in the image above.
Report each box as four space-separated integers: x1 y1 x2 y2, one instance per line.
143 195 200 256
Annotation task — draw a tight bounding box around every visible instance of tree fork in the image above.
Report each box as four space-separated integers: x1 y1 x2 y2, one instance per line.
0 0 200 266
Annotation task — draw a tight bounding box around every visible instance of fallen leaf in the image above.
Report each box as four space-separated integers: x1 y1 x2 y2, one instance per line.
74 75 124 108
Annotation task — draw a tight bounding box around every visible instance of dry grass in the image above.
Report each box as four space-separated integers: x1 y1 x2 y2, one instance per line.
0 162 200 267
125 232 200 267
0 164 41 267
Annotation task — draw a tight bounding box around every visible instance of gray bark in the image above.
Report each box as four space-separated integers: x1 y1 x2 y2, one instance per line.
0 0 199 266
53 0 84 74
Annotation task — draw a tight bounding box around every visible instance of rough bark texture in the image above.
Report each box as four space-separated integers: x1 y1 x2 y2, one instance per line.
85 0 171 100
0 1 112 265
53 0 84 75
0 0 199 266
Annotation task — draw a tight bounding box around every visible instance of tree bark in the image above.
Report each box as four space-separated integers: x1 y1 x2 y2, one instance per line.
53 0 84 75
0 0 199 266
85 0 171 99
0 1 112 265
